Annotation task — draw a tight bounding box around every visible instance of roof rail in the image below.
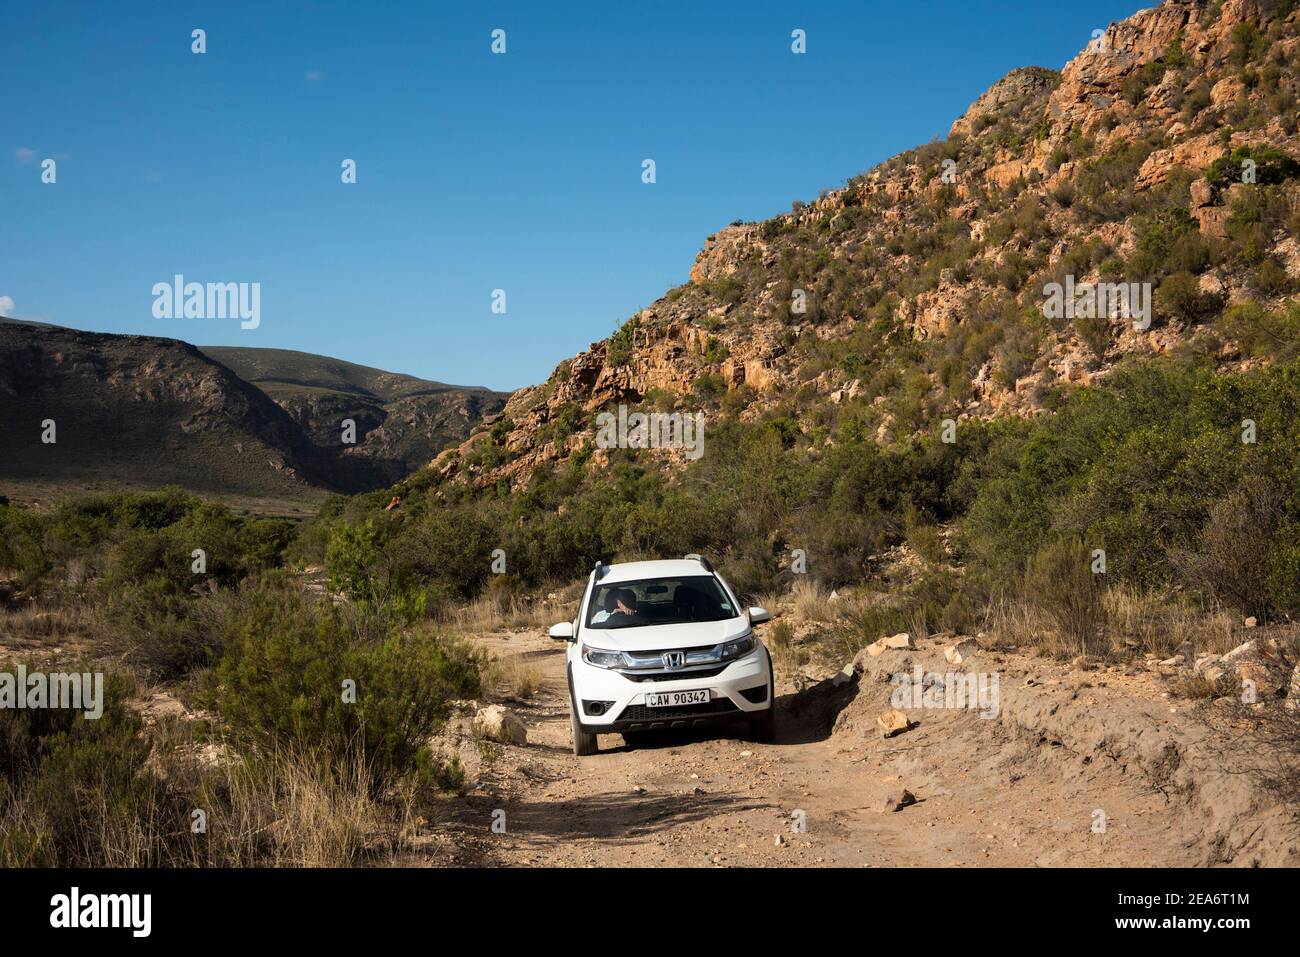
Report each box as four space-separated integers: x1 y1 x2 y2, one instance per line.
684 553 713 572
592 560 608 581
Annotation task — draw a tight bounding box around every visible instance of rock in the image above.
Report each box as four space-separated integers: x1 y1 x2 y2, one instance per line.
1221 640 1257 664
1237 660 1282 697
949 67 1059 139
861 632 915 660
135 692 188 724
1286 665 1300 712
945 638 980 665
1198 273 1226 298
1211 75 1246 108
1217 639 1293 698
877 709 913 739
986 159 1027 189
774 833 785 847
833 663 857 686
472 705 528 746
1193 654 1222 676
1202 664 1230 693
1189 178 1214 209
881 789 917 813
1244 616 1257 628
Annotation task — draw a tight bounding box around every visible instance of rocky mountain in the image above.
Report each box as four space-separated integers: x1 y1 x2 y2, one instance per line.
0 322 504 503
199 346 507 486
425 0 1300 493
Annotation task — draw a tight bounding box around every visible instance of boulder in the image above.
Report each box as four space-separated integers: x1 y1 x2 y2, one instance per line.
473 705 528 746
857 633 915 666
1216 639 1293 698
877 709 913 739
882 632 915 650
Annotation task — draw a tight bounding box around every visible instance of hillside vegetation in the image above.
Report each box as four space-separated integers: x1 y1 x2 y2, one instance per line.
306 0 1300 640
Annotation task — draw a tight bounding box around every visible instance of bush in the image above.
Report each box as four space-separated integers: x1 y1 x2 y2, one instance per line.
1023 537 1108 655
1171 476 1284 619
203 583 483 791
0 670 194 866
1206 146 1300 188
605 317 639 367
1155 271 1223 324
108 575 222 679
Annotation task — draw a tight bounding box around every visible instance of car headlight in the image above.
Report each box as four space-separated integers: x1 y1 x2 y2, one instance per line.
720 634 756 661
582 645 625 669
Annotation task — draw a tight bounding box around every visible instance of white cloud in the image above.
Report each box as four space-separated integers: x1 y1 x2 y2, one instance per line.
14 147 37 165
0 296 14 315
305 69 326 82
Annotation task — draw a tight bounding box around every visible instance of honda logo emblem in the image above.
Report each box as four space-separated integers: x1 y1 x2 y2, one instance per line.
662 651 686 669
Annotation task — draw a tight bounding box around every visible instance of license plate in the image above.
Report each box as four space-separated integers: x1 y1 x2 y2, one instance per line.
644 690 711 708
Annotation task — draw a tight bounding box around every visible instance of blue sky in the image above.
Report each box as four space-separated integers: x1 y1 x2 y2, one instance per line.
2 0 1145 392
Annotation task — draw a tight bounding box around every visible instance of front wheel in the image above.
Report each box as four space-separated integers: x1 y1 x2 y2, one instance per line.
569 699 599 756
746 649 776 742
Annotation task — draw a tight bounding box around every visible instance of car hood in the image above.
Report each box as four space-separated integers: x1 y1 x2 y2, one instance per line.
581 617 751 652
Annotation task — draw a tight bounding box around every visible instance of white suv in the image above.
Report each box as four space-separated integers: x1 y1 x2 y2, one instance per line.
549 556 775 756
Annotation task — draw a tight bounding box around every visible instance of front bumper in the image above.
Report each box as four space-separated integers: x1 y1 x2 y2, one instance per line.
569 647 772 733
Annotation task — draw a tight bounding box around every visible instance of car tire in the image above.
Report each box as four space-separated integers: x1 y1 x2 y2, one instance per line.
746 650 776 742
567 672 599 756
570 706 598 755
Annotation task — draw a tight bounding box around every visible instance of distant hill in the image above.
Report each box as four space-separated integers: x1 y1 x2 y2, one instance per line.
200 346 508 483
0 320 506 505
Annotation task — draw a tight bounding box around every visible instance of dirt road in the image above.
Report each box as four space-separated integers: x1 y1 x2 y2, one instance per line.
408 629 1247 867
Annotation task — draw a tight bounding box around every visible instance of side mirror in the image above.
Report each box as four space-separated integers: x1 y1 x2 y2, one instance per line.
548 622 574 641
748 606 771 625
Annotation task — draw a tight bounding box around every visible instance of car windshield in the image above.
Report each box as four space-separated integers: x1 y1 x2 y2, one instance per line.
584 575 737 630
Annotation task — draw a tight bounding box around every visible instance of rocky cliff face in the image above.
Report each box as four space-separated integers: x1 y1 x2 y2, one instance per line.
428 0 1300 493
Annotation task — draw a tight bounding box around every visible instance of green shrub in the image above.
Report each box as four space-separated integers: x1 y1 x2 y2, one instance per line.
1155 271 1223 324
0 670 194 866
203 583 482 790
606 317 640 367
1023 537 1108 655
325 518 386 600
108 575 221 679
1172 476 1284 619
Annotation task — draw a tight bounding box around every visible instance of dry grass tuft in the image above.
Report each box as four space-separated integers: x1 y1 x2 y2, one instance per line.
788 578 833 623
163 739 410 867
497 654 544 700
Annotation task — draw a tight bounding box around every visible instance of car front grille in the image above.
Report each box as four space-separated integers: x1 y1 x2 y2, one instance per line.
621 665 727 683
616 696 739 723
